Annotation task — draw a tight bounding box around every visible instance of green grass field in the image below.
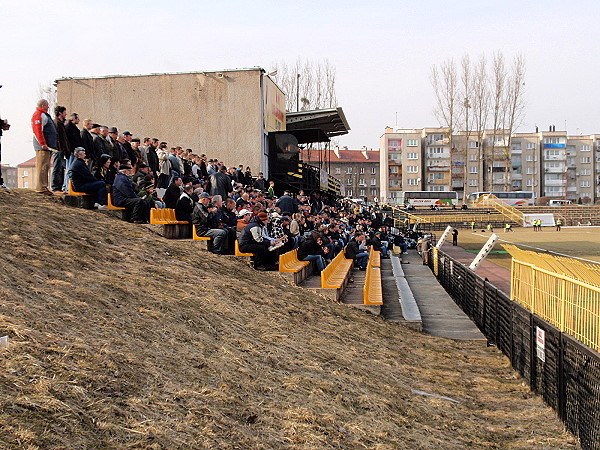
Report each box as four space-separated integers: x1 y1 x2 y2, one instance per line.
456 226 600 270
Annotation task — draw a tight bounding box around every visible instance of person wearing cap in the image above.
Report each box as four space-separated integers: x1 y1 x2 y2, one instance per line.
79 119 94 165
69 147 108 209
238 211 277 270
112 163 149 223
236 208 253 235
253 172 266 191
138 181 163 209
130 137 142 171
297 231 329 273
192 192 228 254
156 142 171 189
132 163 150 187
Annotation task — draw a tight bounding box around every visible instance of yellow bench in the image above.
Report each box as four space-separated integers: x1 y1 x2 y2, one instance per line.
235 240 253 257
368 250 381 268
192 225 211 241
279 249 310 273
321 249 353 289
68 179 90 196
150 208 189 225
363 264 383 305
108 193 126 210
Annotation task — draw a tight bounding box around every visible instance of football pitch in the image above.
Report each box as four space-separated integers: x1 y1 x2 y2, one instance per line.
455 226 600 270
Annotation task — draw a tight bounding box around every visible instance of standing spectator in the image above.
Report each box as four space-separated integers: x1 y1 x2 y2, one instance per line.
130 138 142 171
140 137 151 164
169 147 181 183
175 185 195 222
122 131 137 168
275 190 299 215
452 228 458 246
0 116 11 189
52 105 69 193
244 166 253 187
112 163 149 223
146 138 159 176
93 125 113 161
556 219 562 231
209 166 233 199
80 119 94 159
31 99 57 195
156 142 171 188
253 172 266 191
64 113 82 192
69 147 107 209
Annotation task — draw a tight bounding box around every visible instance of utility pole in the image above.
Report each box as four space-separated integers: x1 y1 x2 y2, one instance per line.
296 73 300 112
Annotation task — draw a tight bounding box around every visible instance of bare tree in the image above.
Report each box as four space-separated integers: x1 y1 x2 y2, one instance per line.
457 54 473 195
471 55 490 191
271 58 338 112
37 81 58 114
487 52 507 191
430 58 458 191
502 54 526 190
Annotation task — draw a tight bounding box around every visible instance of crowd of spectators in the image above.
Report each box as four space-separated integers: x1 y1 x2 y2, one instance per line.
31 98 411 271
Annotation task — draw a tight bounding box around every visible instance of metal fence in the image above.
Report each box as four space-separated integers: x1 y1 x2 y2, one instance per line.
429 248 600 450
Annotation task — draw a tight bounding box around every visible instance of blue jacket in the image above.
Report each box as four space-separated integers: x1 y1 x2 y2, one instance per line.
112 172 138 206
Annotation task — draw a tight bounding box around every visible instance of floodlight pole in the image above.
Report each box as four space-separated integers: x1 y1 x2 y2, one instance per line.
469 233 499 271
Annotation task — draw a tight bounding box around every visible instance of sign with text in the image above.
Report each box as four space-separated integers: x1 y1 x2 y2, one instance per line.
263 76 286 132
536 326 546 362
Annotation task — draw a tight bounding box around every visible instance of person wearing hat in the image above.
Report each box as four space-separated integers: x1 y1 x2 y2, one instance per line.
236 208 253 235
132 162 150 187
112 163 150 223
191 192 228 254
207 159 218 176
69 147 108 209
138 181 163 209
92 153 113 185
238 211 278 270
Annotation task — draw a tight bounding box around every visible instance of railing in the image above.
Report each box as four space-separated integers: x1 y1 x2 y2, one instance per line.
476 194 524 226
428 248 600 449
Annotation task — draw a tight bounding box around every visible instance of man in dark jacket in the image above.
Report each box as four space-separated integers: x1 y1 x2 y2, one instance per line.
253 172 266 191
345 232 369 270
146 138 159 176
192 192 228 254
52 106 70 193
69 147 107 208
163 176 183 209
209 166 233 199
112 164 149 223
297 231 328 273
175 185 194 222
275 191 299 215
238 212 276 270
63 113 82 193
92 125 113 163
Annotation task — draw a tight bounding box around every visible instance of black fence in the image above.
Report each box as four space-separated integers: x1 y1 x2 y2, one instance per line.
429 249 600 450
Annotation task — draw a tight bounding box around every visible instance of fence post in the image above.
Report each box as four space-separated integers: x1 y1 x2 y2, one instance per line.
557 333 566 422
559 278 566 332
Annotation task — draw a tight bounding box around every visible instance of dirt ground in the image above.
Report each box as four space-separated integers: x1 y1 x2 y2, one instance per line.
455 226 600 270
0 190 578 449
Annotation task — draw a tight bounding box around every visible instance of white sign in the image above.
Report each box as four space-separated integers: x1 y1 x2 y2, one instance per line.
469 233 499 271
436 226 453 249
536 326 545 362
523 214 556 227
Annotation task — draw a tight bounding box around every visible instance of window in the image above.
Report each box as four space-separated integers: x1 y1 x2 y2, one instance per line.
360 189 365 197
346 179 352 186
429 185 446 191
469 179 477 187
544 137 565 144
581 157 591 164
546 149 561 158
511 142 522 151
371 188 377 196
429 173 444 181
526 155 535 162
526 179 533 187
390 180 401 187
390 153 401 161
581 181 591 187
346 167 353 174
389 139 400 147
469 141 479 148
407 165 418 173
359 167 365 174
526 142 536 149
527 167 534 174
469 154 478 161
23 181 29 188
371 167 376 174
581 192 591 199
358 178 366 186
390 166 399 174
469 166 477 174
407 178 419 186
23 170 29 177
580 169 591 175
370 179 376 186
407 152 418 160
335 167 341 174
581 144 591 151
346 189 352 196
407 139 419 146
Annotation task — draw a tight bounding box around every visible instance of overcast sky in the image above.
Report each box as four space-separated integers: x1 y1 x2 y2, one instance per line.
1 0 599 166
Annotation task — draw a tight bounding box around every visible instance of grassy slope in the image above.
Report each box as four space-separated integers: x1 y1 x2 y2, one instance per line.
0 190 577 449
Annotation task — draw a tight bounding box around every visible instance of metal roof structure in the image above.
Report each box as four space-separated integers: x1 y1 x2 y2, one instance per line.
286 107 350 138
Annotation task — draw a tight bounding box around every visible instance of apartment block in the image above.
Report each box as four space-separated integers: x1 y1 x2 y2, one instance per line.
302 147 380 201
380 126 600 204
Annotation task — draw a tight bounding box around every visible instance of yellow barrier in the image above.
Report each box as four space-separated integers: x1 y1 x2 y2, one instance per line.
505 244 600 352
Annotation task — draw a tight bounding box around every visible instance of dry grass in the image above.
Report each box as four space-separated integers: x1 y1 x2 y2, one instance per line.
0 189 577 449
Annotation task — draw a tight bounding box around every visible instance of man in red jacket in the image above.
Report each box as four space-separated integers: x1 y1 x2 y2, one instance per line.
31 99 58 195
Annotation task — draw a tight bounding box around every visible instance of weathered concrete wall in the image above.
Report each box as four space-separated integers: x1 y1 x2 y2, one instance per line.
57 70 264 172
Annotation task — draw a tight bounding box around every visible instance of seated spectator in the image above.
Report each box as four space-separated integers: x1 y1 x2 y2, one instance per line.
297 231 329 273
138 182 165 209
93 153 113 183
238 211 277 270
163 176 183 209
236 209 253 235
112 163 150 223
175 185 195 222
132 163 150 186
192 192 228 254
345 232 369 270
69 147 108 209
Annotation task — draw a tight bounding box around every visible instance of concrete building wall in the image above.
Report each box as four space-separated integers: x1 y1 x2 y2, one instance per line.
56 69 265 173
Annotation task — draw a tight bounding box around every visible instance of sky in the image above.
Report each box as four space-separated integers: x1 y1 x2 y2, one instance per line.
1 0 600 166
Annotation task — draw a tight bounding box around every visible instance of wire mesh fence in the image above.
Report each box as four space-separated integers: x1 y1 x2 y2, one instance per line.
428 248 600 450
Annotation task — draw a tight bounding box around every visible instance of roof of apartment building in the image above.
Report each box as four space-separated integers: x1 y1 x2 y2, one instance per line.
17 156 36 168
300 148 379 163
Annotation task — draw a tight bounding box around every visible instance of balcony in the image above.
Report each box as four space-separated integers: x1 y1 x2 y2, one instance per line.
544 153 567 160
427 137 449 145
511 161 522 168
568 186 578 192
426 165 450 172
544 167 565 173
545 179 567 186
543 143 566 149
427 179 449 185
427 153 450 159
512 173 523 181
